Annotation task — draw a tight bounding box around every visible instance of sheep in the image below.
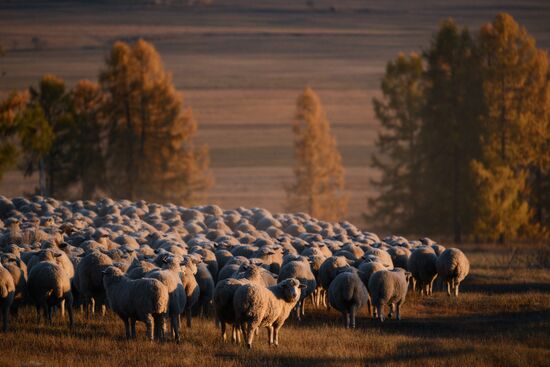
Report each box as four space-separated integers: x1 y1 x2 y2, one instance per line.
436 248 470 297
27 249 74 328
0 253 27 314
0 263 15 331
363 247 393 269
213 278 248 343
368 268 412 322
102 266 168 341
145 260 187 342
192 262 214 317
328 270 369 328
278 258 316 320
74 249 113 317
357 260 385 317
179 255 200 327
233 278 305 348
407 247 438 295
126 259 158 280
387 246 411 269
318 256 350 298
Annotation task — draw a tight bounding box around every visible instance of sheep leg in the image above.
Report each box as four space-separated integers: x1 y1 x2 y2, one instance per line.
267 325 274 346
377 305 384 322
60 299 65 319
172 315 180 343
300 298 306 318
145 314 154 341
35 304 41 325
186 309 192 328
446 281 451 296
396 302 401 321
367 298 372 318
454 282 460 297
155 314 165 342
130 318 137 339
350 306 357 329
344 312 350 328
46 305 53 325
65 293 74 329
388 304 394 319
273 325 281 347
245 323 255 349
124 318 131 340
221 321 227 342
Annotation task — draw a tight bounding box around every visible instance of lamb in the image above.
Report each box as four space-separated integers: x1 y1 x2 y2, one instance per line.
233 278 305 348
102 266 168 341
407 247 438 295
328 270 369 328
436 248 470 297
278 258 317 320
0 263 15 331
27 249 74 328
368 268 412 322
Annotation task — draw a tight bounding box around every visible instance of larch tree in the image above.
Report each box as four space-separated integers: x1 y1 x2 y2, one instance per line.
286 87 347 222
419 19 484 242
473 13 547 242
367 53 425 232
99 39 211 204
0 91 30 180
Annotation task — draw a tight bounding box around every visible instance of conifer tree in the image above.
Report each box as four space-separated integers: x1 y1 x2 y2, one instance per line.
419 19 484 242
286 87 347 221
99 39 211 204
367 53 424 232
68 80 107 199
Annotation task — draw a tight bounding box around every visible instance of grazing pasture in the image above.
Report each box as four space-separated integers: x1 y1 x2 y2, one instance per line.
1 243 548 367
1 1 549 224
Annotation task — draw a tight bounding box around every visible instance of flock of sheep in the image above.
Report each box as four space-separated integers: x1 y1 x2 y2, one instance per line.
0 196 470 348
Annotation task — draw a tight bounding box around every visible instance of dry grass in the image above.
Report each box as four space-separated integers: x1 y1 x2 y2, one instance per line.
1 1 549 226
0 244 549 367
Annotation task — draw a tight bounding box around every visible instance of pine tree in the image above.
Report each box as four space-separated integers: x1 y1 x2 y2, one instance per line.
473 13 547 242
99 39 211 204
286 87 347 221
419 19 484 242
367 53 424 232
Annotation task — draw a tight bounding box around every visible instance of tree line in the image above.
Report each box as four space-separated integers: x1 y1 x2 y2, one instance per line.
367 13 550 242
0 40 212 205
0 13 548 242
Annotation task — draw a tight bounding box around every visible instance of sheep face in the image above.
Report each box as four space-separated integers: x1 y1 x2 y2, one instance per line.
279 278 305 303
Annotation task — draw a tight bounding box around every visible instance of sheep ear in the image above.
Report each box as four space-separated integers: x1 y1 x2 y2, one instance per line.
54 252 63 258
298 284 307 289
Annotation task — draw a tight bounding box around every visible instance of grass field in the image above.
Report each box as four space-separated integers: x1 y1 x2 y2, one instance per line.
1 1 550 225
0 244 549 367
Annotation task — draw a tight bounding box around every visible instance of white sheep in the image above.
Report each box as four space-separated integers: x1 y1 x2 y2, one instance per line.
368 268 411 322
233 278 305 348
278 258 316 320
102 266 168 341
27 249 74 328
436 248 470 297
